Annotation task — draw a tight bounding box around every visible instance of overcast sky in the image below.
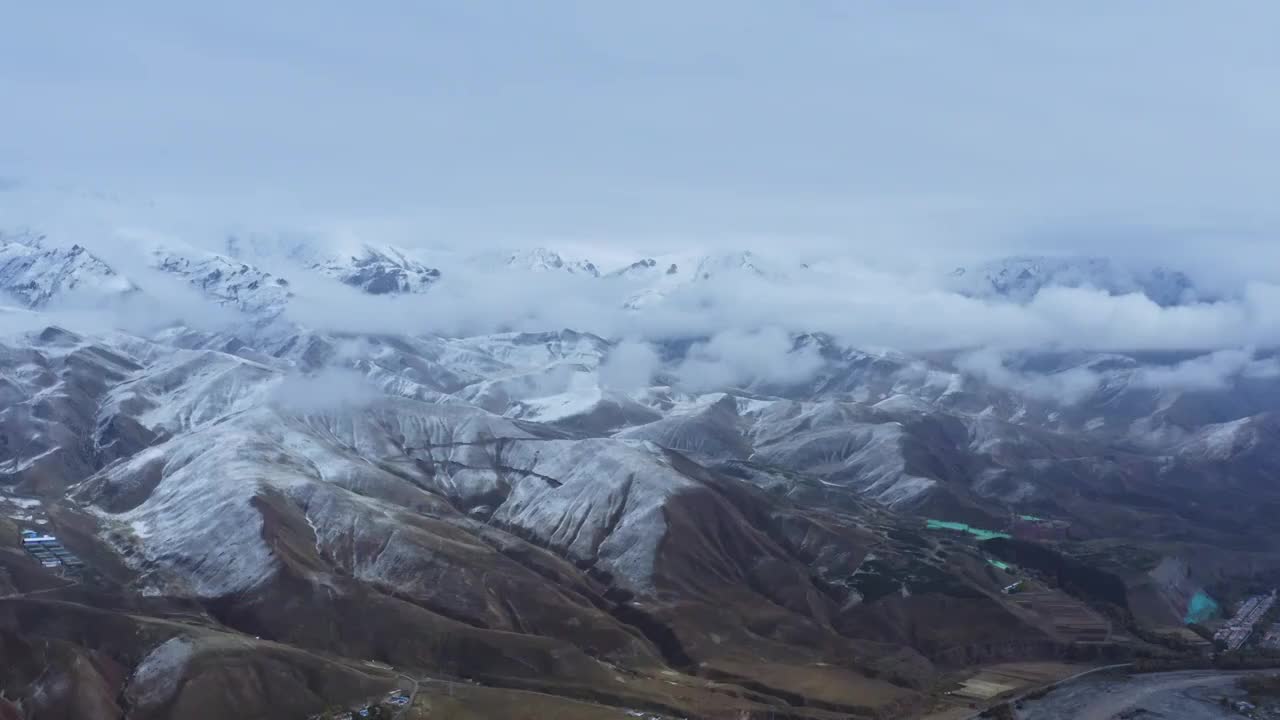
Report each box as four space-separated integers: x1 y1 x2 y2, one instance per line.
3 1 1279 267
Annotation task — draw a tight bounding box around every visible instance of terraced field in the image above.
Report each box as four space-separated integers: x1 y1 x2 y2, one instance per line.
1010 591 1111 644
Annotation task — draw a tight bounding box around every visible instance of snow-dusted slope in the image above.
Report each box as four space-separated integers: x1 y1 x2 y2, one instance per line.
77 398 698 596
617 394 752 460
0 326 145 491
99 349 279 437
449 330 611 371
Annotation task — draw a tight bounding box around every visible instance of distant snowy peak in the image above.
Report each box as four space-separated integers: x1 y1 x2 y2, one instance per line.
150 246 292 317
505 248 600 276
223 235 443 296
312 244 441 295
0 229 138 308
611 257 678 278
693 251 772 279
611 251 770 281
609 256 681 280
613 250 776 309
949 256 1199 306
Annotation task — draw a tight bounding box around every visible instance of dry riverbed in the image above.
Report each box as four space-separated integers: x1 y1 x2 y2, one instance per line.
1015 670 1270 720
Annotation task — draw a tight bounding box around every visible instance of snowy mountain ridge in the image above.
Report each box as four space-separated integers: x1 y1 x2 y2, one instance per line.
2 223 1217 321
503 247 601 276
149 245 294 318
947 255 1201 306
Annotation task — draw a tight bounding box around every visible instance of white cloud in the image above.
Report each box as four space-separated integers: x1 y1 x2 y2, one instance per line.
269 368 378 413
0 306 53 339
673 327 823 392
599 339 661 391
1131 349 1280 391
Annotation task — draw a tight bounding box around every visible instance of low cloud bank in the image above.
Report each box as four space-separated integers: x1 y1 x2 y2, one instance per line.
7 208 1280 355
1130 349 1280 391
954 347 1280 405
269 257 1280 362
954 349 1103 404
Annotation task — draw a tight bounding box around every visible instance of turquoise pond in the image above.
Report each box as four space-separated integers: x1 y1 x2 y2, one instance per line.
1184 591 1220 625
925 519 1012 541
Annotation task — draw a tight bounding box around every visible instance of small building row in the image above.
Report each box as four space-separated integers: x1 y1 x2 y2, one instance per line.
19 529 84 570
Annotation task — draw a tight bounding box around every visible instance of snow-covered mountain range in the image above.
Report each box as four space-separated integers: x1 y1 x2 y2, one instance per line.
1 229 1276 719
13 222 1213 320
1 230 1267 519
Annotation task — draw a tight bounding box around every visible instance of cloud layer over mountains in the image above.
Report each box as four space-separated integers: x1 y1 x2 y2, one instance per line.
28 232 1280 349
5 204 1280 409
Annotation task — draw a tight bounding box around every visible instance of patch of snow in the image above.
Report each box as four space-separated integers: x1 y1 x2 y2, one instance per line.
507 374 604 423
128 636 195 708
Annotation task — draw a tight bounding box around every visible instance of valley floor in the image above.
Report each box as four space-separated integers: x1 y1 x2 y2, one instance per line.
1014 670 1269 720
